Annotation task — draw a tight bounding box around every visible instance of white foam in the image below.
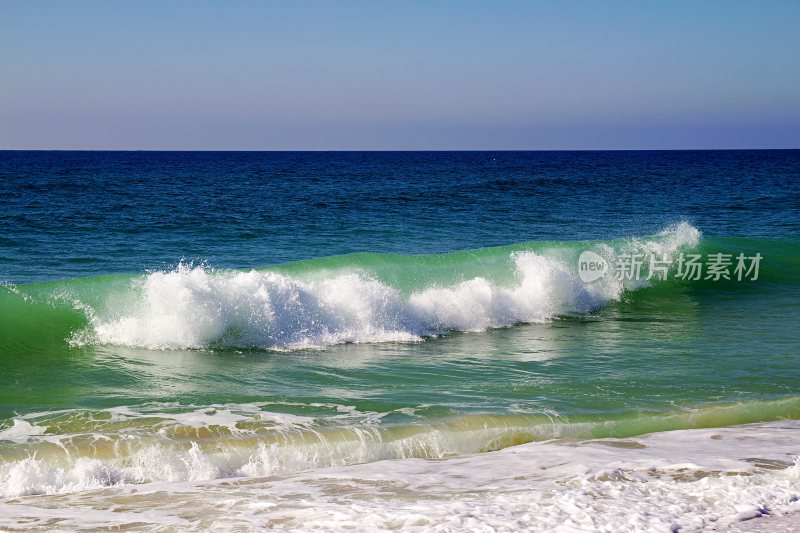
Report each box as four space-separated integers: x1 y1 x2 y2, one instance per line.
76 223 700 350
1 421 798 531
0 419 47 441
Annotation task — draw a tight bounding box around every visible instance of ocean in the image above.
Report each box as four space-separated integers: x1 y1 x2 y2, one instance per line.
1 150 799 530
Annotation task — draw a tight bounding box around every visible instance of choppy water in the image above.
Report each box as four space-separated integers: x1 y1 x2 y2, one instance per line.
1 150 799 530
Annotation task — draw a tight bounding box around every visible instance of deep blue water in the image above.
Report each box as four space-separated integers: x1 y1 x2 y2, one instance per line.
2 150 799 283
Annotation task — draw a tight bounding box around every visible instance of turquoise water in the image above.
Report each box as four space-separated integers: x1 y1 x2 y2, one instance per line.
0 150 798 496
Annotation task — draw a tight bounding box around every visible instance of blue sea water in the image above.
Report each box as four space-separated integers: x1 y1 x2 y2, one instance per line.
2 150 798 283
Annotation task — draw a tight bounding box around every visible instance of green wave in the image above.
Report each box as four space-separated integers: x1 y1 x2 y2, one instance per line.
1 229 796 354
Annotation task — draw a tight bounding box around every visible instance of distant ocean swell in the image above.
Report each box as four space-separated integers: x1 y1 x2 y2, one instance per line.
1 223 705 351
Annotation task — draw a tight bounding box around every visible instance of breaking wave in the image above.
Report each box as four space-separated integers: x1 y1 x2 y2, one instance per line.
65 222 700 350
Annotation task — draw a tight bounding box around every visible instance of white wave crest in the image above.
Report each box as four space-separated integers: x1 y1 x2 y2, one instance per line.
79 223 700 350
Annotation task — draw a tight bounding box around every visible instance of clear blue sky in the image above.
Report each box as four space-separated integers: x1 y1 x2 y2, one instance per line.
1 1 799 150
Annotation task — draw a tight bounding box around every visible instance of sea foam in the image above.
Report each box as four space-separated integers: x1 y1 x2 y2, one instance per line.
1 421 798 531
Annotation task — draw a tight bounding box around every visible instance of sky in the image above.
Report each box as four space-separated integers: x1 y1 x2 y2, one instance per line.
1 1 799 150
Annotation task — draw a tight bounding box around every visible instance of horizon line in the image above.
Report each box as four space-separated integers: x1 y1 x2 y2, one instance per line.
1 147 798 153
